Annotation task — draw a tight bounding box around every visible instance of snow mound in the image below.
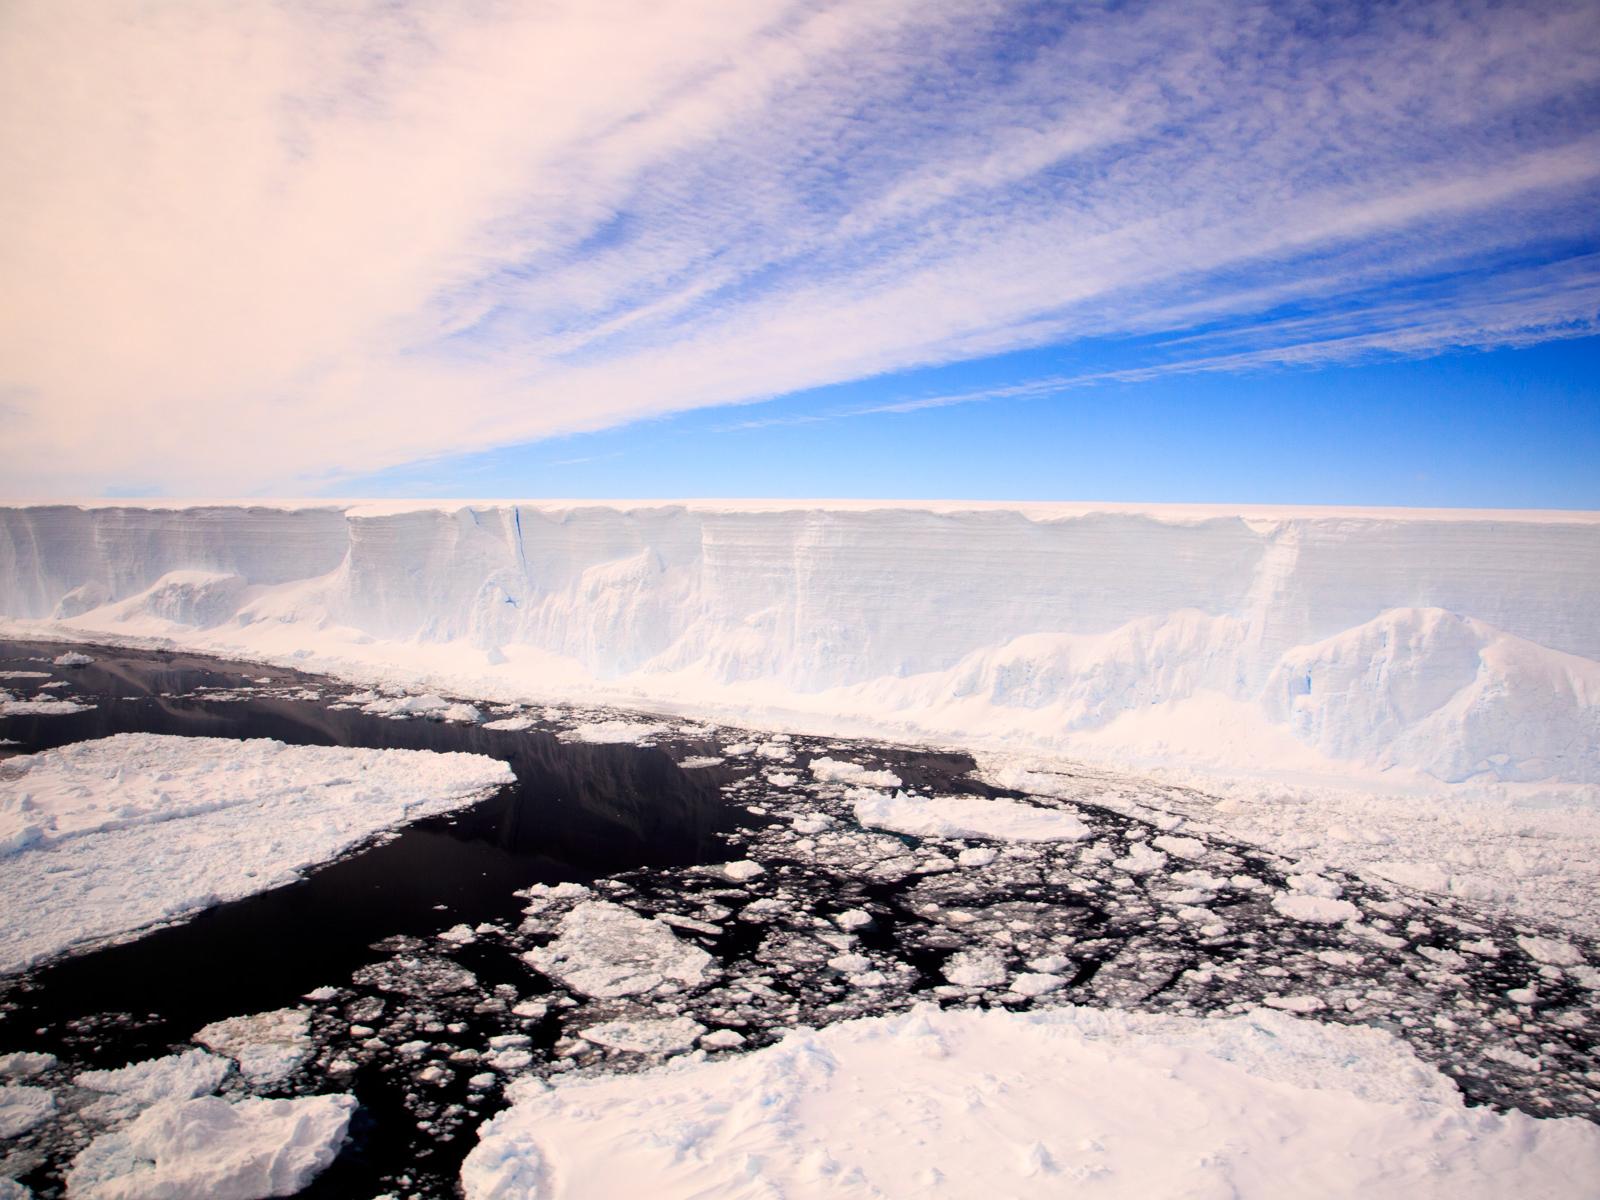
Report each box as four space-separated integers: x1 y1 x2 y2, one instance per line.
461 1004 1600 1200
854 791 1090 842
0 735 513 974
522 902 714 999
65 1093 355 1200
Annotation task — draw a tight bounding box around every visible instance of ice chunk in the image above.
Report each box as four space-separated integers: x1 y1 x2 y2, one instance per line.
483 716 535 732
0 1051 56 1079
1152 834 1205 859
713 860 766 883
1270 893 1360 924
66 1093 355 1200
561 721 667 745
1011 973 1066 997
943 949 1008 988
194 1010 312 1086
578 1018 705 1056
523 902 714 999
52 652 93 667
1517 936 1584 967
77 1049 231 1109
0 1084 54 1138
855 792 1089 843
1113 842 1168 875
809 757 903 789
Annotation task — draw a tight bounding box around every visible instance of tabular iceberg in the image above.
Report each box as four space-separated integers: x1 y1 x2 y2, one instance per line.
1 500 1595 784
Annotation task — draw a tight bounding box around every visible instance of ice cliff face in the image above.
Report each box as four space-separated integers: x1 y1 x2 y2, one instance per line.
1 502 1596 784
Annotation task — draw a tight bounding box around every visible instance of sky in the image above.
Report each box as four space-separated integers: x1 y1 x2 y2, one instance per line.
2 0 1597 505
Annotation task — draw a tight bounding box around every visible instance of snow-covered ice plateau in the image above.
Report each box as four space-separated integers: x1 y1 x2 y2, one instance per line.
460 1004 1600 1200
0 733 513 972
2 500 1596 786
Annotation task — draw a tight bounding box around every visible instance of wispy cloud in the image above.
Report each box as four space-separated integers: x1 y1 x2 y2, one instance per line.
1 0 1596 493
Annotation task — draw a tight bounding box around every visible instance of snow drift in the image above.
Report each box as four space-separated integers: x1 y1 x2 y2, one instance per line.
1 500 1596 784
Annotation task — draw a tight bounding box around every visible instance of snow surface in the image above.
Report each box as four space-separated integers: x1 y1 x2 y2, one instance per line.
2 501 1596 786
461 1003 1600 1200
65 1093 355 1200
0 734 513 973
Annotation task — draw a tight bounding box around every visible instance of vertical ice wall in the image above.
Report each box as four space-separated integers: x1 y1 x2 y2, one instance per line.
1 502 1595 781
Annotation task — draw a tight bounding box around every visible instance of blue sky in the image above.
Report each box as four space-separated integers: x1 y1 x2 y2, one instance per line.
345 334 1600 508
2 0 1598 503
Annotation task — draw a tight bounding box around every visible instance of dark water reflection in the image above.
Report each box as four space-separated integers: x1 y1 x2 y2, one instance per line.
0 641 744 1060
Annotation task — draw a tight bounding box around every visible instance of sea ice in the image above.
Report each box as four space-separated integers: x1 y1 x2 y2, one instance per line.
523 902 714 999
853 791 1090 843
460 1004 1600 1200
0 1084 54 1138
194 1010 312 1086
0 735 512 973
578 1018 705 1056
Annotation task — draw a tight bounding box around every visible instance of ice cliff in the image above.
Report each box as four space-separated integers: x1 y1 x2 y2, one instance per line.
1 501 1595 784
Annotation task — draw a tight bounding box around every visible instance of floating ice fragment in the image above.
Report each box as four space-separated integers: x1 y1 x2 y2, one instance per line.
0 1084 54 1138
579 1018 706 1057
856 792 1089 843
524 902 714 999
66 1093 355 1200
194 1010 312 1086
1270 893 1360 924
1517 936 1584 967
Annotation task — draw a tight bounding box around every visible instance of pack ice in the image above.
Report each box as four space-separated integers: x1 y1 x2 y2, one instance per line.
2 500 1596 784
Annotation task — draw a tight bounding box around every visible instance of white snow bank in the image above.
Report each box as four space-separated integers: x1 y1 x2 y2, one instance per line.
462 1004 1600 1200
0 734 512 974
854 791 1091 842
3 502 1597 785
65 1093 355 1200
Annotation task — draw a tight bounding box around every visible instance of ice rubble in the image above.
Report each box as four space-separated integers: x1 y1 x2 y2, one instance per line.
2 501 1596 784
461 1004 1600 1200
0 734 513 973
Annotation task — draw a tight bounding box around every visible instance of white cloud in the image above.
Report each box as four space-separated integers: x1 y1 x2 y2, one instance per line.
0 0 1596 494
